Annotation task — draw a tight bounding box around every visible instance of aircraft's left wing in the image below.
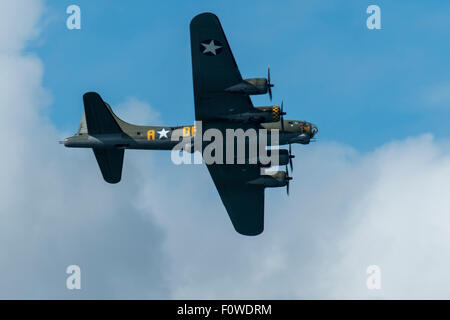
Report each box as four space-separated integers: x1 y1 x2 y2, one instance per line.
207 163 265 236
190 12 255 121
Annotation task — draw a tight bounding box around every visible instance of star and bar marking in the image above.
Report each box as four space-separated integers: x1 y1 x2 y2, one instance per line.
200 40 223 56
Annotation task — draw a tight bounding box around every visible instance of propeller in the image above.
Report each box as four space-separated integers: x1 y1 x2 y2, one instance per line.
268 66 274 101
280 100 286 131
285 165 293 196
288 143 295 171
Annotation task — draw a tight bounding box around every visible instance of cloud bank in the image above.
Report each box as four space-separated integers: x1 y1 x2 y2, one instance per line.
1 0 450 299
138 135 450 299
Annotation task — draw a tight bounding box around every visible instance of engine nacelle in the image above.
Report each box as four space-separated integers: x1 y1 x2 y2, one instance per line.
257 149 290 167
235 149 290 166
255 106 282 122
247 170 289 188
221 105 282 123
225 78 268 95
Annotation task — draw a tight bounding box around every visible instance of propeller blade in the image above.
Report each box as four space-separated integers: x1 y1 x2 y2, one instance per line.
267 66 274 101
280 100 284 131
289 144 294 172
285 165 292 196
287 165 289 196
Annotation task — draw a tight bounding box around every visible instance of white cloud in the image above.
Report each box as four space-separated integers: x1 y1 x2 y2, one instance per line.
135 135 450 299
2 0 450 299
0 0 168 299
114 97 161 125
0 0 43 53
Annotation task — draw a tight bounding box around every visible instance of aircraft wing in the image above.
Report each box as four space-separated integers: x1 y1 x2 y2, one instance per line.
190 12 255 121
201 121 265 236
207 163 265 236
190 14 265 235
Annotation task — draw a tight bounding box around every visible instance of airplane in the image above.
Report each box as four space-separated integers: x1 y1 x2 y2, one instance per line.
62 12 318 236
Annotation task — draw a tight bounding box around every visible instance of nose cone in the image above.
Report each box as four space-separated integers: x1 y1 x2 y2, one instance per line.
311 124 318 138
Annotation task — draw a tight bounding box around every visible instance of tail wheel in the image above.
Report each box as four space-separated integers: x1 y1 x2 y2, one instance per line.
272 106 280 122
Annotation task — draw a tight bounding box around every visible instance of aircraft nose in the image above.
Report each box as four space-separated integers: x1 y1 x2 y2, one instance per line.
311 125 318 138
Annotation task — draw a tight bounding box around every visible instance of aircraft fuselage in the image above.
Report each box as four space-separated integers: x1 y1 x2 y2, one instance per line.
63 120 318 150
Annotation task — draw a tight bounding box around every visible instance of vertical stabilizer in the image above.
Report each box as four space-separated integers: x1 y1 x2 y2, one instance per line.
78 112 88 134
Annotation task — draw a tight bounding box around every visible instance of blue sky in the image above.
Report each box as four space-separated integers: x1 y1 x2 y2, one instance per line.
32 0 450 151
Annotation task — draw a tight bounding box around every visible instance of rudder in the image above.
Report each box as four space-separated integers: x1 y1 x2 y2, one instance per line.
83 92 123 134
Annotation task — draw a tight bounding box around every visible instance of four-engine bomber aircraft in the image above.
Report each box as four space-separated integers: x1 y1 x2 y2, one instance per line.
63 13 318 236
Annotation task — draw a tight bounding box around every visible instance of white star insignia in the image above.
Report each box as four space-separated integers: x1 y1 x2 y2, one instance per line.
201 40 222 55
157 128 170 139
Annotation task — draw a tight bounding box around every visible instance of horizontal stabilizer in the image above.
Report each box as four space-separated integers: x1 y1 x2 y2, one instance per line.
83 92 122 134
93 148 124 184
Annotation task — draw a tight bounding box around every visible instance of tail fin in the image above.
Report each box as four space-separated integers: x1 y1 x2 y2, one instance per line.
83 92 124 184
77 112 88 135
83 92 123 135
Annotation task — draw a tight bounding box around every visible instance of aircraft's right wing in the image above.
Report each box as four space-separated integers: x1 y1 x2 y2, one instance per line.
207 163 265 236
190 12 255 121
